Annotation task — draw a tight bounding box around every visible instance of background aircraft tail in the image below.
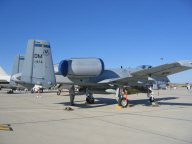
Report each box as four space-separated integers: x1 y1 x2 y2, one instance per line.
9 55 25 88
11 55 25 75
12 40 56 88
0 66 8 76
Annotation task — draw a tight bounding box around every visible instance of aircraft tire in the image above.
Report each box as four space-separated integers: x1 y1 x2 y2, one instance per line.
118 97 128 108
86 96 95 104
57 90 61 95
40 89 43 93
7 90 13 94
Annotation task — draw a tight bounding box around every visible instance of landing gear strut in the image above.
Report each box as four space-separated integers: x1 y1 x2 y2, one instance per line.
69 85 75 106
7 89 14 94
147 87 155 103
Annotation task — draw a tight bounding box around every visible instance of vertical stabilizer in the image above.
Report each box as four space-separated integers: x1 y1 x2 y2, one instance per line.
10 55 25 87
20 40 56 87
11 55 25 75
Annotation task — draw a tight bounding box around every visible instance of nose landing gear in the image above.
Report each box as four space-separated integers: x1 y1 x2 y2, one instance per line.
116 88 128 108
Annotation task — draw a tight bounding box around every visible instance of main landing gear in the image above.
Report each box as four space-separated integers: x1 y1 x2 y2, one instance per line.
7 89 14 94
85 88 95 104
68 86 95 106
69 85 75 106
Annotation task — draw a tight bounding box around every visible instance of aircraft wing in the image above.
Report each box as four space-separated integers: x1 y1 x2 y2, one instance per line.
131 60 192 77
99 60 192 85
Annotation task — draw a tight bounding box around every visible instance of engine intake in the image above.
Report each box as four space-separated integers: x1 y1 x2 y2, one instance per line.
59 58 104 78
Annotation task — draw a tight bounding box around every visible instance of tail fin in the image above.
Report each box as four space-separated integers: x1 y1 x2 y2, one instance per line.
11 55 25 75
12 40 56 88
9 55 25 88
0 66 8 76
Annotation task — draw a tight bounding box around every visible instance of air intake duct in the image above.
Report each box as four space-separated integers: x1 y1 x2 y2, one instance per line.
59 58 104 78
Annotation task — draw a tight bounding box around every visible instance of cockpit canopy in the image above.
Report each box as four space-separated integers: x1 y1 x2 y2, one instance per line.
137 65 152 70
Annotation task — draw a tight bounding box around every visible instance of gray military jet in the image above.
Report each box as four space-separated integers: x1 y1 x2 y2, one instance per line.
11 40 192 107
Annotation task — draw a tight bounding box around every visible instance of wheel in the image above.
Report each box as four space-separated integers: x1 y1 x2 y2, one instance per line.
40 89 43 93
149 97 155 103
57 90 61 95
7 90 13 94
118 97 128 108
86 96 95 104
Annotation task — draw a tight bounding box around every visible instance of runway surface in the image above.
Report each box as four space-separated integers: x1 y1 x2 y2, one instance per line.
0 89 192 144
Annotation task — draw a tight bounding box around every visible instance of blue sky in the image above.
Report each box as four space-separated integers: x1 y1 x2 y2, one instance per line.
0 0 192 83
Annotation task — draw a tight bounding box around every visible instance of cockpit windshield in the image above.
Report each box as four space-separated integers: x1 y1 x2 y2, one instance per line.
137 65 152 70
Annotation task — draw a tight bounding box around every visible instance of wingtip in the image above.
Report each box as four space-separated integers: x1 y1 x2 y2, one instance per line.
176 60 192 68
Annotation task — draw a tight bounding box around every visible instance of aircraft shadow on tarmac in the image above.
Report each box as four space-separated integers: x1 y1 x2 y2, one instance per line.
0 91 27 95
130 97 192 107
56 97 117 109
129 97 178 106
56 96 192 108
157 98 192 106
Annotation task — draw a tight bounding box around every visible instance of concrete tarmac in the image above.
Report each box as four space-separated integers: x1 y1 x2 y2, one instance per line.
0 89 192 144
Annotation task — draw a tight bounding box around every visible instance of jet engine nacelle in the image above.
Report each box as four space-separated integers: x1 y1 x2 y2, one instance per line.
59 58 105 78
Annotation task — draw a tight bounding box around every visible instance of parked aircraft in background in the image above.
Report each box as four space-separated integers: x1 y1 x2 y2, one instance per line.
0 65 45 94
11 40 192 107
0 56 26 93
0 66 11 90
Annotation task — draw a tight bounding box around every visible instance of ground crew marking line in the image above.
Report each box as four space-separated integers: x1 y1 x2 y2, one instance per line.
0 124 13 131
115 105 122 109
115 104 135 109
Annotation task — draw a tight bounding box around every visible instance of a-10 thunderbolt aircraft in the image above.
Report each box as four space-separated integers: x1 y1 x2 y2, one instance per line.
11 40 192 107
